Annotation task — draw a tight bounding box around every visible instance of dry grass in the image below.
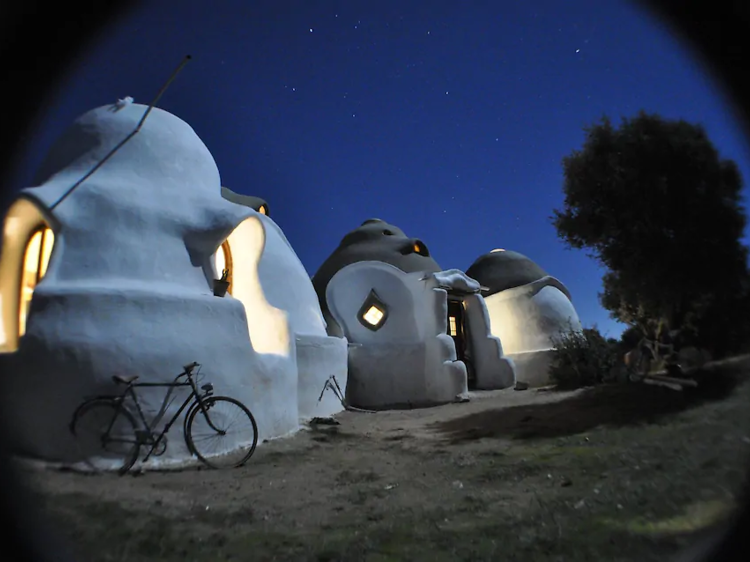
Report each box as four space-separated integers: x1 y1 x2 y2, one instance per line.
24 358 750 561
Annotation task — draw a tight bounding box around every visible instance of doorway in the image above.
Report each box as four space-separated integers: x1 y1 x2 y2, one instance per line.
447 296 475 387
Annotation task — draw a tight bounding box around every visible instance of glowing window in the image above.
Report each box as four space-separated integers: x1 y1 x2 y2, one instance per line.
258 205 268 216
19 227 55 337
403 240 430 257
363 305 385 326
357 290 388 331
213 240 233 294
413 241 429 256
448 316 458 337
216 217 290 356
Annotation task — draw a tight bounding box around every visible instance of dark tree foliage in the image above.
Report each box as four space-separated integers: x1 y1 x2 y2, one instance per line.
552 111 750 357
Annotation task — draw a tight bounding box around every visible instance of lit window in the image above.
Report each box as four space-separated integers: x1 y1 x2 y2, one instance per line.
214 240 232 295
413 241 429 256
19 226 55 337
258 205 268 216
213 240 233 294
363 305 385 326
357 290 388 331
402 240 431 257
220 217 289 356
448 316 457 336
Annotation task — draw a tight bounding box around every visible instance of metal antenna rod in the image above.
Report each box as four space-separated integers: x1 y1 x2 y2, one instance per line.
48 54 192 212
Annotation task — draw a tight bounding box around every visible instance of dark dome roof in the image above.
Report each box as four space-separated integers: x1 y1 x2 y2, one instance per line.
466 249 548 297
312 218 441 319
221 186 269 216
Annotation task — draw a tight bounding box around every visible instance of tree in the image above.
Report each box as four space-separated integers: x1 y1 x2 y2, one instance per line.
552 111 750 357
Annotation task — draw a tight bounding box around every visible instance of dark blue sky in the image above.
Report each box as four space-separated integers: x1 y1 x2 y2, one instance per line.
10 0 750 337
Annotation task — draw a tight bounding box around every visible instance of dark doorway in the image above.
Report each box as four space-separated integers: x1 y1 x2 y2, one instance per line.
447 296 476 387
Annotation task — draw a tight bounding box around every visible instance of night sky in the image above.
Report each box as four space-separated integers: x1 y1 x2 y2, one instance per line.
9 0 750 338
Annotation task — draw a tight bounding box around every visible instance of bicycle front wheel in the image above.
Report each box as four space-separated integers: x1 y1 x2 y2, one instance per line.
185 396 258 469
70 398 140 475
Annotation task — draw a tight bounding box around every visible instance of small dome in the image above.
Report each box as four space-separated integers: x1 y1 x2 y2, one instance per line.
466 250 548 297
312 219 441 326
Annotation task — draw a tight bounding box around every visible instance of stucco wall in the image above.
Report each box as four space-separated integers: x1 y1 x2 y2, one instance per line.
296 334 349 418
1 289 297 465
504 350 557 388
326 262 469 408
461 292 516 390
483 276 581 386
253 214 348 420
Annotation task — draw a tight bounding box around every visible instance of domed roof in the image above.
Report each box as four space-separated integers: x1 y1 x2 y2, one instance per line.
466 249 549 297
312 218 441 315
32 99 220 196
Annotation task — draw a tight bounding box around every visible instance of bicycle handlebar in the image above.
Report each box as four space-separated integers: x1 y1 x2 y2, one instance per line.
175 361 200 381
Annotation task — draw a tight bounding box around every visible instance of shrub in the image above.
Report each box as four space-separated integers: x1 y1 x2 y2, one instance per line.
549 325 620 390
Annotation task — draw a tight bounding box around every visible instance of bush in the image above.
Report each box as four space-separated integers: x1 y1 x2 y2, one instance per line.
549 325 620 390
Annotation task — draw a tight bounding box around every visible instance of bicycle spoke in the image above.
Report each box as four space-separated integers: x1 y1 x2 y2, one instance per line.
71 400 140 474
186 397 258 469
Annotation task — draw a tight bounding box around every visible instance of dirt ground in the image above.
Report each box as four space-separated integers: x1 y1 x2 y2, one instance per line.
21 357 750 562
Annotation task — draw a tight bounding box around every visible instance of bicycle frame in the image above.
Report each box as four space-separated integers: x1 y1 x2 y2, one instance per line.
95 366 224 464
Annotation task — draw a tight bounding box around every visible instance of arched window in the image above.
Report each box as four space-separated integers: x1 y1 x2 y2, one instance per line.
214 240 233 294
1 196 57 352
212 217 289 356
19 226 55 337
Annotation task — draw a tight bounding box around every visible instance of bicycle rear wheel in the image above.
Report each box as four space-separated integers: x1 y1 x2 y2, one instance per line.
185 396 258 469
70 398 140 475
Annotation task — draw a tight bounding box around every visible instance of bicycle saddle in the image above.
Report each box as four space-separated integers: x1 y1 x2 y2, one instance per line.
112 374 139 385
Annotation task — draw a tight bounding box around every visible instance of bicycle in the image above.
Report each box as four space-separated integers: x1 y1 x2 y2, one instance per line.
69 361 258 475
